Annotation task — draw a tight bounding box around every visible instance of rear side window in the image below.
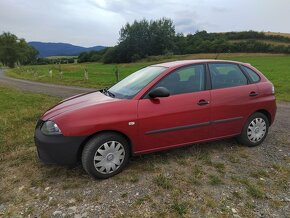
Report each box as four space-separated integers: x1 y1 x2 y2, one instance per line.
151 64 205 95
208 63 248 89
241 65 260 83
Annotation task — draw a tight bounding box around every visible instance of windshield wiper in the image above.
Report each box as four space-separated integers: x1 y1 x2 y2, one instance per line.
102 88 115 98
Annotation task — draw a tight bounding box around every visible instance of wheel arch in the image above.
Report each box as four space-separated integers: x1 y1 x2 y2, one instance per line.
77 130 134 161
254 109 272 126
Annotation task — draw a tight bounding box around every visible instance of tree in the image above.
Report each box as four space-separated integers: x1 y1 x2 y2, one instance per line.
0 32 18 67
148 18 175 55
105 18 176 63
0 32 38 67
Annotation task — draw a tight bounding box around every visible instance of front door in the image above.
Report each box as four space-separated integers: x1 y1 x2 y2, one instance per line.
136 64 211 153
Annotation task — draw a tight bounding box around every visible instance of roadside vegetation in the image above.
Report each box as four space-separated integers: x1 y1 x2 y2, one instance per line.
0 32 38 68
7 53 290 101
0 85 289 217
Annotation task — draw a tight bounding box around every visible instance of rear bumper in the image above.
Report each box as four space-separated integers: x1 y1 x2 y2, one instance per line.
272 101 277 125
34 122 87 165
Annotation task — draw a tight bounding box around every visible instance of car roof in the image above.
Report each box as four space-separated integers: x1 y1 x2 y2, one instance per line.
152 59 248 68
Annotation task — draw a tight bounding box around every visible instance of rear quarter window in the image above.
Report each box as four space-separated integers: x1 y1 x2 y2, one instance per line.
241 65 260 83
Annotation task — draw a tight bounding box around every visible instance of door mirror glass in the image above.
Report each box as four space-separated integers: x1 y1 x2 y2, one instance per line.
148 87 170 98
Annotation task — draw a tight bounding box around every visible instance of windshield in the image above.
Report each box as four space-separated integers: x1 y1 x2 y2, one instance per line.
108 66 167 99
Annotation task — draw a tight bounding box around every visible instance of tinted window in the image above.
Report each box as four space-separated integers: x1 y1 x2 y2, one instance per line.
151 65 205 95
241 65 260 82
209 63 248 89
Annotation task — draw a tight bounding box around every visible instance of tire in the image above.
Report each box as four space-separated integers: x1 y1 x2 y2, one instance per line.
81 132 130 179
237 112 269 147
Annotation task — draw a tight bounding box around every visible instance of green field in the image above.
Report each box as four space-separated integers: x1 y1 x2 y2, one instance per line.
1 85 289 216
7 53 290 101
0 87 60 155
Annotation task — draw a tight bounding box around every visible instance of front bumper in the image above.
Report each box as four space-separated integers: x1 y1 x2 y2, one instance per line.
34 121 87 165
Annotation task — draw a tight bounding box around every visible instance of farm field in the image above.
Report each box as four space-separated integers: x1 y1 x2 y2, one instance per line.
0 84 290 217
7 53 290 101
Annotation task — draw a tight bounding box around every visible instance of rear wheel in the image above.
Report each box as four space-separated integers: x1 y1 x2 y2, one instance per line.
237 112 269 147
82 133 130 179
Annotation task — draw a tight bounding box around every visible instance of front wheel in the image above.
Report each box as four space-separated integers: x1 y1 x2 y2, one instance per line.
237 112 269 147
81 133 130 179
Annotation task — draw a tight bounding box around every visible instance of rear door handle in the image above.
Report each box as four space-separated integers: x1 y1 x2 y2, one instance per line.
249 92 258 97
197 100 209 105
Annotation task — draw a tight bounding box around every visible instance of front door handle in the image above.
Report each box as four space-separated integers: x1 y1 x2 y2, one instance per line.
197 100 209 105
249 91 258 97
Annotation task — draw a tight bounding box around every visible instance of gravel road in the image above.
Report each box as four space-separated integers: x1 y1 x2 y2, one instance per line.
0 69 95 98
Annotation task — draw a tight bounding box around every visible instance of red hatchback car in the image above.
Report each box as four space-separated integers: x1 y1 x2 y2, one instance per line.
35 60 276 179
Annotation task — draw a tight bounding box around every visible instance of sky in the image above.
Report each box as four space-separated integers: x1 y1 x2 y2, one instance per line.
0 0 290 47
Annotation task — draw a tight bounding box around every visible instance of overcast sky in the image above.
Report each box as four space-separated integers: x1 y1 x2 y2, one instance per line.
1 0 290 47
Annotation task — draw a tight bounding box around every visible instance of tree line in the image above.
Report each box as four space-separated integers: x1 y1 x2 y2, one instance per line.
0 32 38 67
2 18 290 67
78 18 290 64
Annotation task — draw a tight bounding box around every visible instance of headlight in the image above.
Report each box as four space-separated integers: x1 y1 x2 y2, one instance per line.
41 120 62 135
272 84 275 94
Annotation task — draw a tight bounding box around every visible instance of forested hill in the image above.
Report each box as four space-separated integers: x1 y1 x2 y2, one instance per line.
29 42 106 58
79 28 290 64
75 19 290 64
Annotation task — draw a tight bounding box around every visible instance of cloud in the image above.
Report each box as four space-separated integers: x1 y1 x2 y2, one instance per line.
0 0 290 46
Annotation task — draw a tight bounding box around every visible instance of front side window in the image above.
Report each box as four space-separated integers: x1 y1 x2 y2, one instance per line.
149 64 205 96
108 66 167 99
208 63 248 89
241 65 260 83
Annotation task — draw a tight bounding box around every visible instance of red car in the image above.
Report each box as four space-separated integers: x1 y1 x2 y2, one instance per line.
35 60 276 179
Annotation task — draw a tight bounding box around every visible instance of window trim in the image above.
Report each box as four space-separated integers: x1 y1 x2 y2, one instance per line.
239 64 261 84
207 62 250 90
141 63 208 99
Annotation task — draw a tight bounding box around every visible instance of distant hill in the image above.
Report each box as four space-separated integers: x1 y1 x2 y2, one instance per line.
265 31 290 38
29 42 106 58
217 31 290 46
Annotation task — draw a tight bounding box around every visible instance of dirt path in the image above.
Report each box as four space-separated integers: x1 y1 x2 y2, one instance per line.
0 69 95 98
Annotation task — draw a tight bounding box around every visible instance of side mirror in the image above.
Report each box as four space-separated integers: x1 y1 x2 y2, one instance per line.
148 87 170 98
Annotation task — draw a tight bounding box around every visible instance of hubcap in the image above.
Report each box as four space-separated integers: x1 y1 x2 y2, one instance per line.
247 118 266 143
93 141 125 174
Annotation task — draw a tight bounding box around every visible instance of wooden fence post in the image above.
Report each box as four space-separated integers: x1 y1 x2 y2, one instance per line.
84 68 89 80
114 66 119 82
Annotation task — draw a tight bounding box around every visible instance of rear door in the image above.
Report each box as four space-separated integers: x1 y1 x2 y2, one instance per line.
208 62 259 138
136 64 211 153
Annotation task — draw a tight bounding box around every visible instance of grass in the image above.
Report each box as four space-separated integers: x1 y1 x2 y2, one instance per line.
171 201 188 215
153 174 173 189
229 39 290 46
208 174 223 186
6 53 290 101
246 184 264 199
212 162 225 174
189 164 204 185
0 85 289 217
250 169 269 178
7 62 148 89
232 177 265 199
265 31 290 38
0 86 60 154
0 85 60 210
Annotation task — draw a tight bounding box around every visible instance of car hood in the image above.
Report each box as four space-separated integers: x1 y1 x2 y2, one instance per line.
41 91 121 120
